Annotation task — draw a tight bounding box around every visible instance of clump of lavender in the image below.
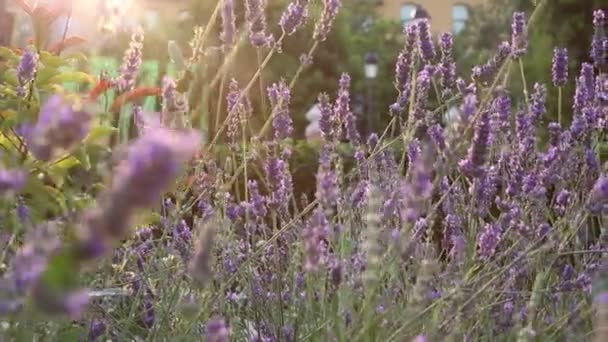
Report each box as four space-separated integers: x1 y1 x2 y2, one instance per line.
417 19 435 62
117 27 144 93
552 47 568 87
17 49 38 97
313 0 342 42
268 80 293 141
303 208 329 271
412 66 432 123
279 0 309 36
245 0 273 47
511 12 527 58
25 95 91 161
220 0 236 48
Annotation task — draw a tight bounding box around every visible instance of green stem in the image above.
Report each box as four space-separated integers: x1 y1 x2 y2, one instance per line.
518 58 529 105
557 86 563 126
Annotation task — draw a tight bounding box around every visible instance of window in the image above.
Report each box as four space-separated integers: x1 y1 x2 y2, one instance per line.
452 4 470 34
400 3 417 26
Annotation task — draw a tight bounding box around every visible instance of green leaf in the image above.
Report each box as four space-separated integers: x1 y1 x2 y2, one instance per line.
84 125 117 145
39 51 68 69
75 148 91 171
36 66 62 85
46 71 95 85
55 326 87 342
3 69 18 86
63 52 88 65
0 47 18 63
40 250 80 291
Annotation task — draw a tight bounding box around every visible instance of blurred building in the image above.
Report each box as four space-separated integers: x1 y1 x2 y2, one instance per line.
376 0 486 34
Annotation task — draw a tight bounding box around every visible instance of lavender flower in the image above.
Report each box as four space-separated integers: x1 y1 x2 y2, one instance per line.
391 25 417 114
172 220 193 264
318 93 334 142
279 0 309 35
592 9 607 70
313 0 342 42
264 153 293 212
268 81 293 140
303 208 329 271
161 76 186 121
529 83 547 119
552 48 568 87
17 49 38 96
417 19 435 62
220 0 236 47
0 169 27 196
412 66 432 122
438 32 456 94
226 79 252 144
117 27 144 93
588 174 608 214
86 319 106 341
334 73 359 144
573 63 595 116
511 12 527 58
316 148 338 209
245 0 273 47
472 41 511 84
26 95 91 161
554 189 571 217
110 129 200 209
459 110 492 178
477 222 502 259
141 289 155 329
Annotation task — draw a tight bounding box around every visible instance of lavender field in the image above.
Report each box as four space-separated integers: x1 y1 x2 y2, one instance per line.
0 0 607 341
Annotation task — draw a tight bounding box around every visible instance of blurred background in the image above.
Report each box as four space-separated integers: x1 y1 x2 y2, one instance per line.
0 0 604 138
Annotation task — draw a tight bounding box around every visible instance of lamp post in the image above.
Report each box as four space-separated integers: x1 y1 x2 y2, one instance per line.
364 52 378 135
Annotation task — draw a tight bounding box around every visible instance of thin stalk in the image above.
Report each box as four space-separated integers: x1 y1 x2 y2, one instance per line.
518 58 529 105
558 86 563 125
257 49 268 120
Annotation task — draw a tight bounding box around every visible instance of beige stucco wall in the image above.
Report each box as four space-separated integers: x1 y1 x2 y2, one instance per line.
377 0 486 33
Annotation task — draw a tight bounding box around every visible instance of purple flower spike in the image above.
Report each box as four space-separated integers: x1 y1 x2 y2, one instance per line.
87 319 106 341
417 19 435 62
206 317 231 342
477 222 503 259
17 49 38 96
438 32 456 94
334 73 359 144
313 0 342 42
268 80 293 140
592 9 607 70
280 0 309 35
0 169 27 195
111 129 200 209
511 12 527 58
245 0 273 47
220 0 236 47
552 47 568 87
27 95 91 161
118 27 144 93
588 174 608 214
459 110 492 178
